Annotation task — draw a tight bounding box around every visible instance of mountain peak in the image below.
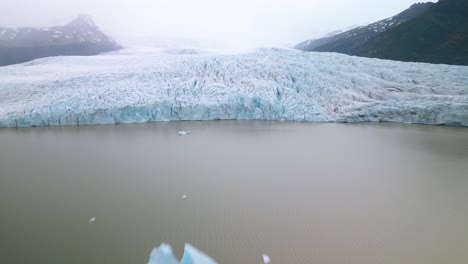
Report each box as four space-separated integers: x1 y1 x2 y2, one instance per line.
68 14 97 29
0 13 121 66
410 2 434 9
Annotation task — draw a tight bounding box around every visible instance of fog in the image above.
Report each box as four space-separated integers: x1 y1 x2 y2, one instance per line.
2 0 427 48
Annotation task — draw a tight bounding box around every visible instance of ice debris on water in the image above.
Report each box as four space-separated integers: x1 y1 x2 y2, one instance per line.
148 243 217 264
182 194 188 200
88 217 97 223
178 131 190 135
262 254 270 264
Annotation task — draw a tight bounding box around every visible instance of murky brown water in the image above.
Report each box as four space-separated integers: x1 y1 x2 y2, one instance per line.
1 121 467 264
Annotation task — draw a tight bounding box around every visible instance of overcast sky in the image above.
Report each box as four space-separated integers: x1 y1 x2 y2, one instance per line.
2 0 430 48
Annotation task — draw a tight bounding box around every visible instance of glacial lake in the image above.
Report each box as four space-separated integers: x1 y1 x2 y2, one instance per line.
1 121 467 264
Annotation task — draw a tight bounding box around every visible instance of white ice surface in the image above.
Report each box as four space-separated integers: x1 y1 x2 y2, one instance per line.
0 48 467 127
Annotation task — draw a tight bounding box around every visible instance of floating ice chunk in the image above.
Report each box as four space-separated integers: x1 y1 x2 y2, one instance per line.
148 244 179 264
262 254 270 263
182 194 188 200
88 217 97 223
178 131 190 135
181 244 217 264
148 243 217 264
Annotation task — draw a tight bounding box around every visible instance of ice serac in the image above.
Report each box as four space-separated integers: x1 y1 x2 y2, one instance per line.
0 48 467 127
148 243 217 264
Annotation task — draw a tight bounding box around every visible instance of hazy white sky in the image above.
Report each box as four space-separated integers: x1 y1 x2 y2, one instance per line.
1 0 430 48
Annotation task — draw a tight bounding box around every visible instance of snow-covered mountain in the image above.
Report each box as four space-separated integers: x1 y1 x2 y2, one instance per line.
294 25 359 51
295 3 433 53
354 0 468 65
0 15 121 66
0 48 467 128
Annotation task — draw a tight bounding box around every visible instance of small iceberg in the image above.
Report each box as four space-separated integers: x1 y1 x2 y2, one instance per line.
181 244 217 264
182 194 188 200
148 244 179 264
178 131 190 135
262 254 270 263
148 243 217 264
88 217 97 223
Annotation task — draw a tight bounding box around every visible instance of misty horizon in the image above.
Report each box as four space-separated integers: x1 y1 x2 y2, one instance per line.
2 0 431 48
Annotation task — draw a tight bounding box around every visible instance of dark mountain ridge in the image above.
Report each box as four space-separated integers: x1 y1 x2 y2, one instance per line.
355 0 468 65
295 2 433 53
296 0 468 65
0 15 121 66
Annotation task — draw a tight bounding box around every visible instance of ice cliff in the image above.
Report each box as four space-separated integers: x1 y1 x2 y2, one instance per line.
0 48 467 127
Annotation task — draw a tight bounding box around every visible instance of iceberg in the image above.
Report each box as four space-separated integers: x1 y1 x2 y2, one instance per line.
148 243 217 264
148 244 179 264
178 131 190 135
0 48 467 127
180 244 217 264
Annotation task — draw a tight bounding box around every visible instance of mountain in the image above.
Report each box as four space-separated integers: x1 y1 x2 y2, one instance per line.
294 26 359 51
355 0 468 65
294 30 344 51
0 15 121 66
295 3 433 53
0 49 467 128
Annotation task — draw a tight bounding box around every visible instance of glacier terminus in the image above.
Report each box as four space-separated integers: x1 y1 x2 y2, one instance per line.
0 48 467 128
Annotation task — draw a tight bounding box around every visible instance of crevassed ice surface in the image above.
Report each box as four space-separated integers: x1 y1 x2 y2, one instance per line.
0 48 467 127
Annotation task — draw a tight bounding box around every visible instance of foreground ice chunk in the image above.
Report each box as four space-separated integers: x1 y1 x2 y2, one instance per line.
148 244 179 264
262 254 270 263
180 244 217 264
148 243 217 264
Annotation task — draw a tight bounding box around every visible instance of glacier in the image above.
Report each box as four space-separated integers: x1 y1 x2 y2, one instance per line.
0 48 467 127
148 243 217 264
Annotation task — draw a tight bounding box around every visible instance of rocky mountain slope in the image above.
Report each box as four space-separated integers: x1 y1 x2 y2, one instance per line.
0 15 121 66
295 3 433 53
354 0 468 65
